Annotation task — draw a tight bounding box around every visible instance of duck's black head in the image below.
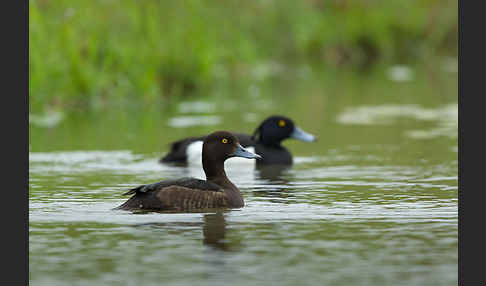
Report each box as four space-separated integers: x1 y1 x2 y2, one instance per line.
251 115 316 146
203 131 262 163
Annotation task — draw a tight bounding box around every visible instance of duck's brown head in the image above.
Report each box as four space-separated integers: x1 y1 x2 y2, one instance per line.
202 131 261 163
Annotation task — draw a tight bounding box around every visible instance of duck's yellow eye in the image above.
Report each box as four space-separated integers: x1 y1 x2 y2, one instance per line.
278 120 286 127
221 138 228 144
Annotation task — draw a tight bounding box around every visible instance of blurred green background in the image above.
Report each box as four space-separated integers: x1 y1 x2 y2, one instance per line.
29 0 457 114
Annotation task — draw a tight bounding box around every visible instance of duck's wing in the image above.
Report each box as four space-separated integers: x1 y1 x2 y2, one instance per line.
122 177 222 196
117 178 228 211
160 136 206 163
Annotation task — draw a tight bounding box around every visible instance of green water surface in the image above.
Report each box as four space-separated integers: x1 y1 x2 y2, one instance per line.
29 66 458 286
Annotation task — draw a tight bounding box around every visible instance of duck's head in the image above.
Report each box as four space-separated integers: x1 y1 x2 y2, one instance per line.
251 115 317 146
203 131 262 163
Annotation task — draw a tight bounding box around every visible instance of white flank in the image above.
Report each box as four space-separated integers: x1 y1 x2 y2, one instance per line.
186 141 204 165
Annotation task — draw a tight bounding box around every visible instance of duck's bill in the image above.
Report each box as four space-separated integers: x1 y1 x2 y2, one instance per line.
291 126 317 142
232 144 262 159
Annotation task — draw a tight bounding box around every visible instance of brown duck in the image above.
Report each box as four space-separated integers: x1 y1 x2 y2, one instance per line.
116 131 261 211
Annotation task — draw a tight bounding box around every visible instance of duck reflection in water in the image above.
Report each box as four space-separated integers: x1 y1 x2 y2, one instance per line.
202 212 236 252
135 212 238 252
255 164 291 183
251 164 300 204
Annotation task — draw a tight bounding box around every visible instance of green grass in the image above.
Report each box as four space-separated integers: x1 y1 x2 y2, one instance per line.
29 0 457 113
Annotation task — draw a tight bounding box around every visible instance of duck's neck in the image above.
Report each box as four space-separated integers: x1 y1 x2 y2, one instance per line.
258 136 283 148
202 157 244 207
203 158 234 188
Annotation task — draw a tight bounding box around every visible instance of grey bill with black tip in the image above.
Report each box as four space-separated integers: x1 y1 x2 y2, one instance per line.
232 144 262 159
290 126 317 142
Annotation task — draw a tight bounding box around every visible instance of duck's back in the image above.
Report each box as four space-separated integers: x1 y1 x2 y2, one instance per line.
116 178 229 211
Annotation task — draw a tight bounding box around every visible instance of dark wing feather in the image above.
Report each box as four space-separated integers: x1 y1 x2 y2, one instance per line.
122 177 222 196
